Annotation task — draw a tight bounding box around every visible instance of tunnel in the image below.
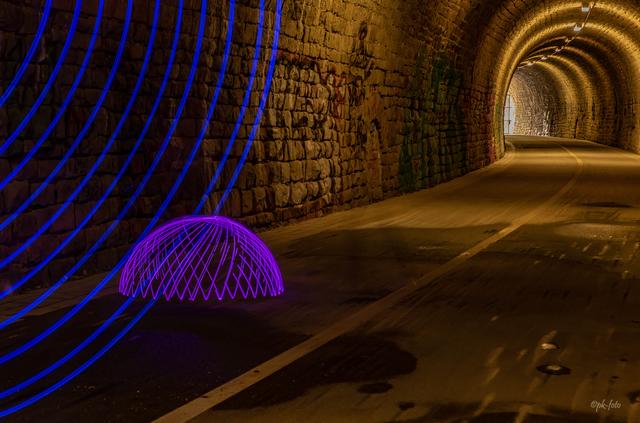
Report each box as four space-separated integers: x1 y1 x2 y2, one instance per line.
504 1 636 147
1 0 640 421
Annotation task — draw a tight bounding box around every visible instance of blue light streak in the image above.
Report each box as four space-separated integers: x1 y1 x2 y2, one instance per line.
0 222 210 402
0 0 282 415
0 299 156 417
216 0 283 213
0 0 160 327
195 0 264 213
0 0 53 106
0 1 82 156
0 0 106 203
0 0 133 281
0 0 214 363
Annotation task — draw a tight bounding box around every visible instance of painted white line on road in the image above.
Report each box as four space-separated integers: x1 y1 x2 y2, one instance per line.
154 142 583 423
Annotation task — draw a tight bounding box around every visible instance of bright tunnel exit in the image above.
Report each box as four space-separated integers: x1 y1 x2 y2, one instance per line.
503 94 516 135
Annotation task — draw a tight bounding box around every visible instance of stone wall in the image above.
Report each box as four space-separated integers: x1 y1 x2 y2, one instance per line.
4 0 640 289
509 66 576 138
0 0 506 289
507 53 619 144
206 0 503 227
0 1 215 287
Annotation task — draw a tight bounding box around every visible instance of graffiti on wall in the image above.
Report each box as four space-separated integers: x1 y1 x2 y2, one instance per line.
267 18 385 205
348 21 384 201
399 50 468 193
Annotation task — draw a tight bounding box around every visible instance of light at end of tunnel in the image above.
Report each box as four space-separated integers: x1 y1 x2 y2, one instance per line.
541 56 548 60
581 3 590 13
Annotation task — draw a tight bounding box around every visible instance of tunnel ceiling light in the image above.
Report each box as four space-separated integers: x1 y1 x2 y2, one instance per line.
520 2 595 68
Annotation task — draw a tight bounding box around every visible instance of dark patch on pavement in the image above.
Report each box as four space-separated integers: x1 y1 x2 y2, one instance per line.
1 299 307 423
398 401 415 410
461 412 595 422
340 291 392 305
536 363 571 376
395 402 599 422
282 226 505 262
215 334 417 410
358 381 393 394
627 390 640 403
583 201 632 209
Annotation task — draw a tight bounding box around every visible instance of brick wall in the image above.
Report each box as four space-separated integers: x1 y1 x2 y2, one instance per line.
2 0 640 289
207 0 503 227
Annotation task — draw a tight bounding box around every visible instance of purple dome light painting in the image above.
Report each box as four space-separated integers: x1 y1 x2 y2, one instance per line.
119 216 284 302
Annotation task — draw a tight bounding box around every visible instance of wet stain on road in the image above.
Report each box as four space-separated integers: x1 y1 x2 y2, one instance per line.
536 363 571 376
583 202 632 209
340 291 392 305
627 389 640 403
1 300 307 423
398 401 416 410
394 403 600 422
358 381 393 394
216 334 417 410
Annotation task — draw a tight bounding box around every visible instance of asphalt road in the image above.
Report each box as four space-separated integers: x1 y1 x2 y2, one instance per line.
3 135 640 422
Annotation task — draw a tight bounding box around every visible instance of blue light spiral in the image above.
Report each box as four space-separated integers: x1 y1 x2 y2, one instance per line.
0 0 53 107
0 0 283 416
0 1 83 156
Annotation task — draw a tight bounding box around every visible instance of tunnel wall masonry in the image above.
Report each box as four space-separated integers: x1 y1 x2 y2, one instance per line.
0 0 498 288
11 0 640 288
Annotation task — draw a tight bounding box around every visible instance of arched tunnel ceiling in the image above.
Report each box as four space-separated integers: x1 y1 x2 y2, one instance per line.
470 0 640 151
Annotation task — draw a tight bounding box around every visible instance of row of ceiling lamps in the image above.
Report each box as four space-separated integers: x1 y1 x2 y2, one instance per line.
518 2 595 68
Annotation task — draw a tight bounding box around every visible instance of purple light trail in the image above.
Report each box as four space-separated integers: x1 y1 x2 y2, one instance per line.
119 216 284 302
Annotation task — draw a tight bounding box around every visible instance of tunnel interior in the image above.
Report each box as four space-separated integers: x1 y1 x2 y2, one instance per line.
497 1 637 149
4 0 640 420
503 94 516 135
0 0 639 289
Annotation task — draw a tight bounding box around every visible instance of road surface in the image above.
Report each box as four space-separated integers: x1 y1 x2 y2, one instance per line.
3 135 640 422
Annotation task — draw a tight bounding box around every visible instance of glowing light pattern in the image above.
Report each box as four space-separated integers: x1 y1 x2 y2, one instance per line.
0 0 132 278
0 0 160 322
117 0 282 306
0 0 284 415
0 0 191 338
0 0 106 209
119 216 284 301
0 0 212 376
0 0 53 106
0 0 82 155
